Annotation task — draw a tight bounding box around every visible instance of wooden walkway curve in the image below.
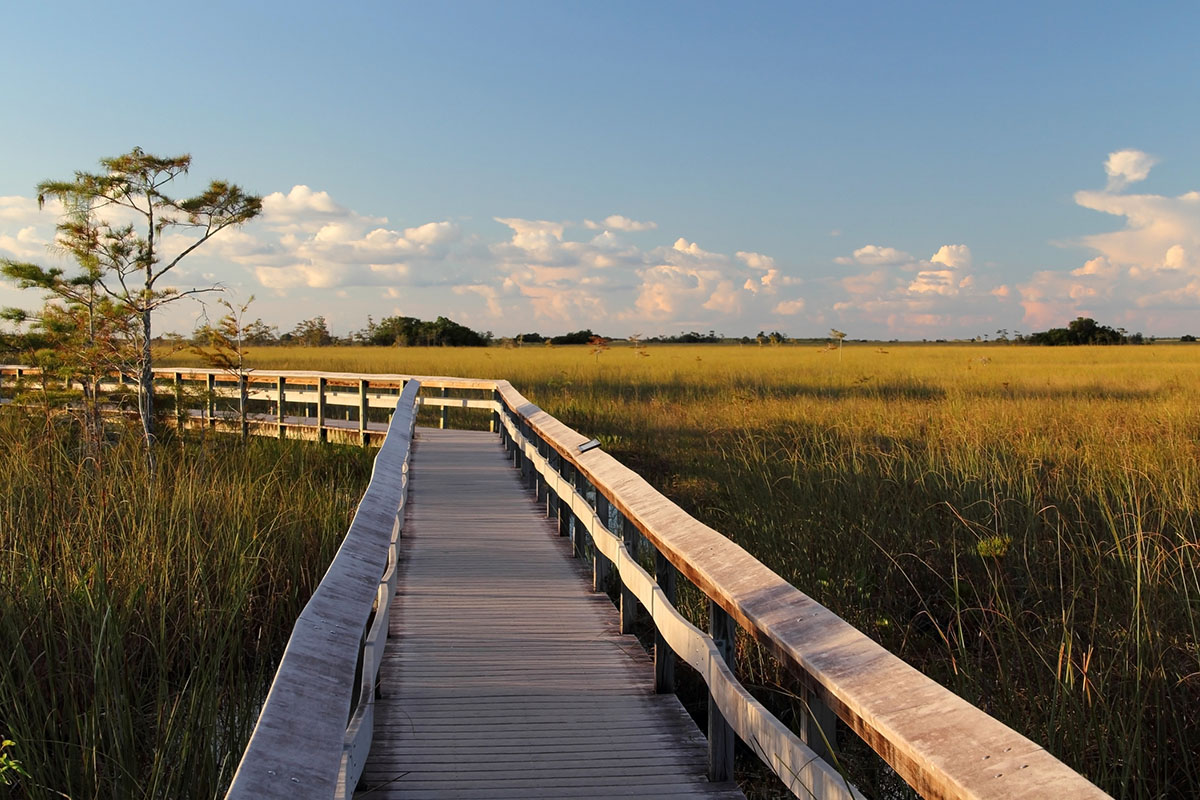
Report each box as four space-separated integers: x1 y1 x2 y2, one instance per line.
357 428 744 799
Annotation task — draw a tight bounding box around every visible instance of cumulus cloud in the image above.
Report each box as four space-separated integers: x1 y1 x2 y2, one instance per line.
773 299 806 314
260 185 380 232
835 244 912 266
930 244 972 269
0 183 808 336
736 251 775 271
583 214 657 232
1019 150 1200 330
830 241 1012 335
1105 149 1158 191
0 226 51 260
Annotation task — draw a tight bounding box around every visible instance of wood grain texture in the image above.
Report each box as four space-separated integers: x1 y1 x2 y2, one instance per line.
358 428 743 800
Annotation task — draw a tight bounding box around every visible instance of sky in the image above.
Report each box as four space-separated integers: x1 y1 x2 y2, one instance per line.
2 1 1200 340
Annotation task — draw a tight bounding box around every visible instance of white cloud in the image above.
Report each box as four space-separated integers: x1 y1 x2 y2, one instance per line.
703 280 742 314
452 283 503 315
1020 151 1200 329
930 244 972 269
583 215 657 232
1105 149 1158 191
633 263 706 318
671 237 721 259
736 251 775 271
835 244 912 266
0 226 51 260
261 185 377 232
773 299 806 315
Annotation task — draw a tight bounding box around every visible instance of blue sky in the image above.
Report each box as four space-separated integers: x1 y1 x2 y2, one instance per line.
3 1 1199 339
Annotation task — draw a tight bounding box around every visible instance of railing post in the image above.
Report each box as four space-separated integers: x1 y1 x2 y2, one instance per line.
534 438 546 505
619 514 637 634
708 601 736 783
317 376 327 443
593 492 612 593
238 373 249 440
549 451 562 524
558 459 572 540
206 372 216 428
519 421 531 487
490 389 499 433
571 466 587 560
439 387 448 429
174 372 184 431
655 549 676 693
803 688 839 767
276 376 286 439
359 379 369 447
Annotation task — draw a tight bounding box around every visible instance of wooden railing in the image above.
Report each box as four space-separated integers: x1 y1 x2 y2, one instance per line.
224 378 420 798
0 367 1110 799
0 365 496 444
492 380 1108 800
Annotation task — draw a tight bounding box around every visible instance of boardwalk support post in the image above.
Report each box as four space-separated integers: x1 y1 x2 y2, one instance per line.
206 372 216 428
655 549 676 693
571 468 587 560
708 601 736 782
594 493 612 593
317 376 328 443
619 514 638 635
174 372 184 431
359 379 369 446
238 373 249 440
276 376 286 439
534 439 547 504
558 459 572 539
550 452 563 526
439 387 448 429
804 688 838 767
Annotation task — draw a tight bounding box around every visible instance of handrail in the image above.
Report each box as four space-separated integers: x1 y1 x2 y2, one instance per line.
224 379 421 799
491 380 1109 800
0 365 493 443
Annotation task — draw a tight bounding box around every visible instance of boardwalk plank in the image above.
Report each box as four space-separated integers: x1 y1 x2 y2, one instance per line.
357 428 742 799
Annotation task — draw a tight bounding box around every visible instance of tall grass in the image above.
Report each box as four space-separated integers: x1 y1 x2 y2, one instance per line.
0 410 375 799
164 343 1200 798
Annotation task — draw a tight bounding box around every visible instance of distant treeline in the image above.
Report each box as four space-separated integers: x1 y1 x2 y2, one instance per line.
174 315 495 348
1026 317 1148 346
169 313 1189 349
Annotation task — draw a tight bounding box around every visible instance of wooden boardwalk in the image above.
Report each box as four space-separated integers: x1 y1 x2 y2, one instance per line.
357 428 744 799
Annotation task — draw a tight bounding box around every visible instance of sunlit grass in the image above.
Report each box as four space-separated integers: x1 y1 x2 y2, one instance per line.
0 412 374 799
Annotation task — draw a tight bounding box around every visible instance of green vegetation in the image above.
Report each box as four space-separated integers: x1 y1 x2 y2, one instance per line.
1027 316 1145 345
0 412 374 799
158 342 1199 799
359 314 491 347
10 148 262 452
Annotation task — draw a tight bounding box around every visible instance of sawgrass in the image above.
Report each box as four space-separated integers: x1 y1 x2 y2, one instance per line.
0 411 375 799
158 341 1200 799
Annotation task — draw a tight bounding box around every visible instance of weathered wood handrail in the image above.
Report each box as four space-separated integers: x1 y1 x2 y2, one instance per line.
224 379 421 799
0 366 496 443
490 380 1110 800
